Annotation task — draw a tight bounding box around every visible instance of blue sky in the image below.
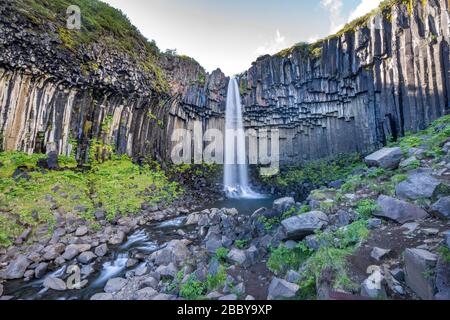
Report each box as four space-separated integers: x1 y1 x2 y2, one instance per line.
102 0 383 75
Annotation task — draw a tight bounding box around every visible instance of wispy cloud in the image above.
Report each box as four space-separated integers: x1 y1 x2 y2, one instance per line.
348 0 383 22
320 0 344 33
255 30 288 56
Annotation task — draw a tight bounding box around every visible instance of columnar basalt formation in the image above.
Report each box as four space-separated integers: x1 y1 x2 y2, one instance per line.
0 0 449 165
239 0 449 163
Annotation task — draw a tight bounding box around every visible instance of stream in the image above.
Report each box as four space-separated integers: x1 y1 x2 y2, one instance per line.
3 197 275 300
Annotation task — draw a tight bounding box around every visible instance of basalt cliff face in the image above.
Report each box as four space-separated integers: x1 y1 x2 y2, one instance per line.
239 0 449 163
0 0 227 164
0 0 449 165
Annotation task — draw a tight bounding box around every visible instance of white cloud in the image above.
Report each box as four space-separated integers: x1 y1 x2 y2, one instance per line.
320 0 344 33
348 0 383 22
255 30 288 56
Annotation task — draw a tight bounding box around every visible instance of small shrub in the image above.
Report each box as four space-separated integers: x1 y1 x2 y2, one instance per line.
215 248 229 261
355 199 379 219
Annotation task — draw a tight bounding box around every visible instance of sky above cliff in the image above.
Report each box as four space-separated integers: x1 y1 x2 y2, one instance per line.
102 0 383 76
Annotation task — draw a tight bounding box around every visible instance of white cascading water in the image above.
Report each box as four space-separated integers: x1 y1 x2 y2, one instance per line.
224 78 263 199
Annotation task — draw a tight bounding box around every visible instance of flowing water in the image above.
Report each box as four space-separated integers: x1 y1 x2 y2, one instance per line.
223 78 265 199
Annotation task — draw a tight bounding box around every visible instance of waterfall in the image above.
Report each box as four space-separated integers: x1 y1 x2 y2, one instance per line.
224 78 263 199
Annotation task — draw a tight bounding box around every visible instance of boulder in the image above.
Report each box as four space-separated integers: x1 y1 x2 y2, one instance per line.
75 226 88 237
5 254 31 279
77 251 97 264
150 240 191 266
227 248 247 265
286 270 301 283
435 257 450 300
371 247 391 261
104 278 128 293
375 195 428 223
361 270 387 299
273 197 295 214
90 293 113 300
109 231 126 245
42 243 65 260
364 147 403 169
156 263 178 279
404 248 438 300
396 170 445 200
267 278 299 300
430 197 450 220
43 277 67 291
94 244 108 257
281 211 329 240
62 245 80 260
34 262 48 279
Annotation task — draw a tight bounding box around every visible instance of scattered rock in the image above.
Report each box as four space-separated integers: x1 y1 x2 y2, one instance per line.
421 228 439 236
375 195 428 223
90 293 113 300
267 278 299 300
245 295 255 300
75 226 88 237
371 247 391 261
0 284 3 297
35 262 48 279
227 248 247 265
361 270 387 299
430 197 450 220
62 245 80 260
150 240 191 266
435 257 450 300
390 268 405 282
286 270 301 283
444 231 450 249
104 278 128 293
364 147 403 169
404 248 438 300
43 277 67 291
135 287 158 300
273 197 295 214
5 254 31 279
206 291 223 299
77 251 97 264
109 231 126 245
281 211 329 240
156 263 178 279
94 244 108 257
396 170 444 200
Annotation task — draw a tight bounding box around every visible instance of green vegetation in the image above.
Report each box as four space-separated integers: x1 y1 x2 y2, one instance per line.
15 0 173 92
0 151 181 247
355 199 379 219
437 246 450 263
214 247 230 262
261 153 365 194
177 264 227 300
235 239 249 250
267 243 312 276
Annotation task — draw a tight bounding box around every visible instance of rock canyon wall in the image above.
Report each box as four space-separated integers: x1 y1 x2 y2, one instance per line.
0 0 449 165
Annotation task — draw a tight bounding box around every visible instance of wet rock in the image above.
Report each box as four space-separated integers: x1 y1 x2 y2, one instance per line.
281 211 329 240
94 244 108 257
371 247 391 261
396 170 445 200
90 293 113 300
43 277 67 291
430 196 450 220
34 262 48 279
42 243 65 260
267 278 299 300
404 248 438 300
375 195 428 223
104 277 128 293
273 197 295 214
77 251 97 264
364 147 403 169
185 213 202 226
24 270 35 280
109 231 126 245
62 245 80 260
5 254 31 279
75 226 88 237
